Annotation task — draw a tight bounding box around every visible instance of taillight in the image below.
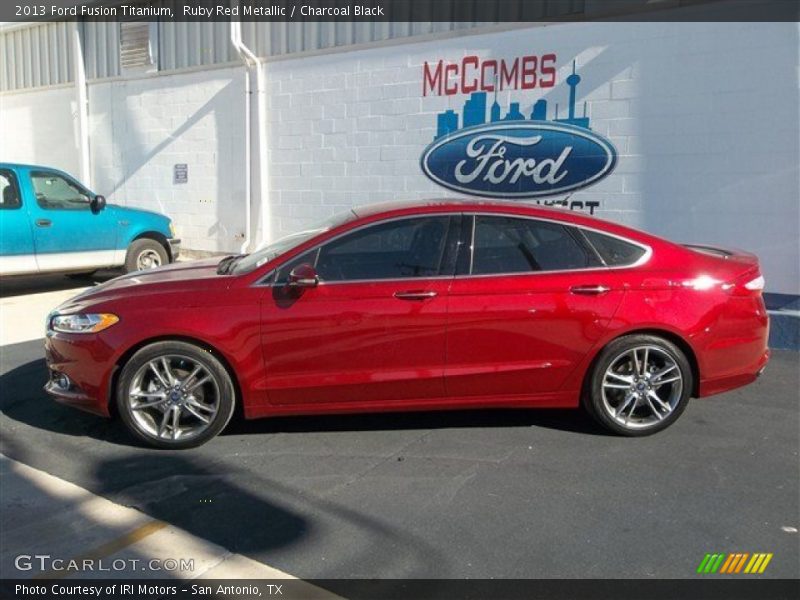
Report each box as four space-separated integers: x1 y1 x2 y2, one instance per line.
743 275 765 291
724 272 765 296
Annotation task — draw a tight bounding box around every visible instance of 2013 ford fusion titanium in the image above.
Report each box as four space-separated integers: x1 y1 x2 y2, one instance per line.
45 200 770 449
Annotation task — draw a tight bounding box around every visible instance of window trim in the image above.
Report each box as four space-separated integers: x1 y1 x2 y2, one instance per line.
256 211 652 286
0 169 23 211
457 212 652 279
29 170 93 212
257 214 463 287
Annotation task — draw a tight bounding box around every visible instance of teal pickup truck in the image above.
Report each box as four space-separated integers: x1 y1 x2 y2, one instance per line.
0 163 180 277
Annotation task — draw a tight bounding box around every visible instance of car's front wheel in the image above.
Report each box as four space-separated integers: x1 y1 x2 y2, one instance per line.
116 341 236 449
585 334 693 436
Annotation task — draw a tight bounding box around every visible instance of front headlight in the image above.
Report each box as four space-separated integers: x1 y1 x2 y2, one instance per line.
169 222 176 237
50 313 119 334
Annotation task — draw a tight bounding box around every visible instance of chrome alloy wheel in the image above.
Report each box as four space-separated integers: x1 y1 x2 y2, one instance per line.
136 248 162 270
600 345 683 430
127 355 219 441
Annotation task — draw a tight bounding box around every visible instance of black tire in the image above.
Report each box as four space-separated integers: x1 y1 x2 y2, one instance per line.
116 341 236 449
124 239 168 273
584 334 693 436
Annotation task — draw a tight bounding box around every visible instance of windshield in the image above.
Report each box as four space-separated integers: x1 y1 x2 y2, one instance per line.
230 210 357 275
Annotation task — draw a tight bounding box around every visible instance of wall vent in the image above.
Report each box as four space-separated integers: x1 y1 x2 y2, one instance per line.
119 20 154 70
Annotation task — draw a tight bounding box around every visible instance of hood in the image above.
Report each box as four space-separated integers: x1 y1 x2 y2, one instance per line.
56 258 227 313
107 204 170 223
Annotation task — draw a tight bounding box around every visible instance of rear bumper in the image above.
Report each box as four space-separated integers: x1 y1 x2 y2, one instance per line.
698 348 770 397
168 238 181 261
696 295 770 397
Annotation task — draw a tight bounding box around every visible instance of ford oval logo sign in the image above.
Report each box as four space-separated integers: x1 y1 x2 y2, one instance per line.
421 121 617 199
420 61 617 199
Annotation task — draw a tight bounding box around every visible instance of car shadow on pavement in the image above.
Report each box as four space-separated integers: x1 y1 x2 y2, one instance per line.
224 406 608 438
0 352 609 450
0 352 133 445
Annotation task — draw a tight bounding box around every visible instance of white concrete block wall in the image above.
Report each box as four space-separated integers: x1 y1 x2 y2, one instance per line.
0 85 80 176
1 21 797 294
262 21 799 295
88 67 247 253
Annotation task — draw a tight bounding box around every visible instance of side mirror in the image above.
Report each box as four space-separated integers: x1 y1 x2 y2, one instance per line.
287 263 319 288
90 195 106 214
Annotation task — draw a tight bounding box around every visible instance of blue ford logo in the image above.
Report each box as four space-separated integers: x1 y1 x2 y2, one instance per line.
421 122 617 199
420 61 617 199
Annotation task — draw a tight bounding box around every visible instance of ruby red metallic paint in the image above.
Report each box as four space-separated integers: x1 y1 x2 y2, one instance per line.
43 201 770 427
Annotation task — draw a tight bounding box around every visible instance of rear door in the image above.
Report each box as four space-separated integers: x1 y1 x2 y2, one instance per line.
24 168 118 272
261 214 461 406
445 214 628 399
0 168 37 275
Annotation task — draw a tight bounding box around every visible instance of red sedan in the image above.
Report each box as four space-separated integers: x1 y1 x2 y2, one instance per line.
44 200 770 448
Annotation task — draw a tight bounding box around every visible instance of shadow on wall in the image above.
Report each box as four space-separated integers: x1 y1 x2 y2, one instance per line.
92 73 247 254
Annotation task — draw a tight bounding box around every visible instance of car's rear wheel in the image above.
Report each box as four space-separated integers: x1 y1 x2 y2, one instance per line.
585 334 693 436
125 239 168 273
116 341 235 449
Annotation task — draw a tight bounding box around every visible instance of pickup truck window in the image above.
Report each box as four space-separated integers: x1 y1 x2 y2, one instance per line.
31 170 92 211
0 169 21 209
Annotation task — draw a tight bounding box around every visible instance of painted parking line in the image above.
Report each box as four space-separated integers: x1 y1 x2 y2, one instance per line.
0 455 336 596
33 521 169 580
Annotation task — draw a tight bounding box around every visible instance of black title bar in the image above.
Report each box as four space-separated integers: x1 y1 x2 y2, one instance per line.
2 0 799 23
3 579 800 600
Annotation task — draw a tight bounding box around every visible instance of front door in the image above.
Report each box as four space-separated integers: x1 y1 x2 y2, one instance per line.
445 214 626 399
24 168 117 272
0 168 37 275
261 214 461 406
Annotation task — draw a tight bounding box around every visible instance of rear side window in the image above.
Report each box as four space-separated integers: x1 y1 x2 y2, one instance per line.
582 229 646 267
471 216 601 275
0 169 21 209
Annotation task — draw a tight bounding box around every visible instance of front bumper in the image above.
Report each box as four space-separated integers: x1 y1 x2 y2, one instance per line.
44 333 115 417
168 238 181 261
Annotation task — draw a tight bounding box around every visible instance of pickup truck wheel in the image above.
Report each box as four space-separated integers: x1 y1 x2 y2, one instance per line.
125 239 168 273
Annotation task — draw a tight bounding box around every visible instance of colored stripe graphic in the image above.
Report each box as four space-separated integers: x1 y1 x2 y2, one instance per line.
701 554 725 573
700 552 774 575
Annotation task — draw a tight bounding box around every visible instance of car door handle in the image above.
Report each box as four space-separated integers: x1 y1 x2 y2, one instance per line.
35 219 52 228
394 290 438 301
570 285 611 296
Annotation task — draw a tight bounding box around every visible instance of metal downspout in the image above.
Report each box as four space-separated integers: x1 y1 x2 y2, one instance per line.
230 19 253 254
73 22 91 187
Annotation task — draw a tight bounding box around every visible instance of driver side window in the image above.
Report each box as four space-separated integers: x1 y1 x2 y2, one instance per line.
31 171 91 211
315 216 452 282
274 216 455 284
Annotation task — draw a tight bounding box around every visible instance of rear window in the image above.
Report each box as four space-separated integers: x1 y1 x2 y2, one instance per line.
582 230 646 267
0 169 21 209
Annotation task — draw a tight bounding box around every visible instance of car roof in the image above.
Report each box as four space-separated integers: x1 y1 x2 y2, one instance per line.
349 198 666 246
0 162 61 171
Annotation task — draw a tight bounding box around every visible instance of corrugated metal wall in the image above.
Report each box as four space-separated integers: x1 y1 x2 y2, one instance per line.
83 22 121 79
0 0 586 91
0 22 74 91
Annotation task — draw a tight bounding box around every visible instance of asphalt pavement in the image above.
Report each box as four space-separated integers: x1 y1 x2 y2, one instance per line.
0 276 798 581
